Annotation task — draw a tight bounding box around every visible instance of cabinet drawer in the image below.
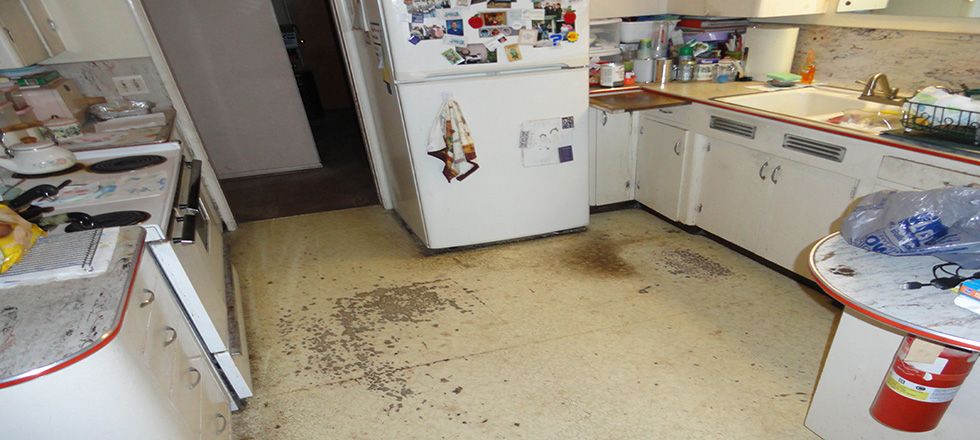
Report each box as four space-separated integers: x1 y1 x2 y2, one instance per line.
878 156 979 190
201 362 232 440
173 354 204 436
117 271 158 359
640 104 691 127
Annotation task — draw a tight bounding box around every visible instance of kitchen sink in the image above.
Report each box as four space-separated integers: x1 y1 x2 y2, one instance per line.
714 87 901 132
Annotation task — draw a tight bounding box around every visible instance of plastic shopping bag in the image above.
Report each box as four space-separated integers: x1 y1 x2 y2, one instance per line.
840 187 980 268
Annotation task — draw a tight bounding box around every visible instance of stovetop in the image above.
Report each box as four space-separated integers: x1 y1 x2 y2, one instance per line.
0 142 183 242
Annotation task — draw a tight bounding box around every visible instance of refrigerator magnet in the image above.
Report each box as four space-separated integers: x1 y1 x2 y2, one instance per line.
446 19 464 36
480 12 507 26
518 29 538 45
408 34 422 45
487 1 514 8
443 36 466 48
504 44 522 62
484 35 508 51
455 0 472 6
441 48 464 65
558 146 573 163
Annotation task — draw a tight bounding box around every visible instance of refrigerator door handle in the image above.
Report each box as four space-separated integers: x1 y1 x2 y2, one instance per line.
396 64 585 84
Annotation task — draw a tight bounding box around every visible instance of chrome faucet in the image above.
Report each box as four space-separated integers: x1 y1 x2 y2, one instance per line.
857 73 903 106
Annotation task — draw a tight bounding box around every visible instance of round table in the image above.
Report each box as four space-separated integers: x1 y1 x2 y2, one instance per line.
810 232 980 352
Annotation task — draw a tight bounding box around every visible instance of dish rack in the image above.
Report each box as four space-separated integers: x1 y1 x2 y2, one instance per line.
901 101 980 146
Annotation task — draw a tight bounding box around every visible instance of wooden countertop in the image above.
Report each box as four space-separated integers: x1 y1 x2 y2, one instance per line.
589 90 690 113
810 233 980 352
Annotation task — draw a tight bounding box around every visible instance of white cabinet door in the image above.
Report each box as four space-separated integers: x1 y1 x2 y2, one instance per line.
0 0 49 68
670 0 823 17
763 157 859 275
635 117 687 220
593 109 635 206
697 138 770 253
592 0 668 19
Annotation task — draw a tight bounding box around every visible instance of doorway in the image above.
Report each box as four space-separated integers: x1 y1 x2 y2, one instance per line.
217 0 379 222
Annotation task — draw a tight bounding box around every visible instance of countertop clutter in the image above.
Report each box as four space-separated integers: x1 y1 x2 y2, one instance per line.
590 82 980 165
0 226 145 387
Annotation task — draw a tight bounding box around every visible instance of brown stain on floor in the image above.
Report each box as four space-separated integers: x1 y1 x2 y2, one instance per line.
274 279 473 413
563 236 638 278
660 248 733 279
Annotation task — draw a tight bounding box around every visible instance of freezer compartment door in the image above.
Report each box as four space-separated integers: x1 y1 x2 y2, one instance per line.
397 67 589 249
378 0 589 83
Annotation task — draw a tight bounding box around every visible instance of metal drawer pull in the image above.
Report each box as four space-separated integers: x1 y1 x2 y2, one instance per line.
139 289 155 308
758 161 769 180
188 367 201 388
216 413 228 434
673 141 681 156
771 165 782 184
602 112 608 126
163 327 177 346
658 108 674 114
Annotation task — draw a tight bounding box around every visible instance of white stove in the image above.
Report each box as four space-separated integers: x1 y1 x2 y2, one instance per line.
0 142 182 241
2 141 253 407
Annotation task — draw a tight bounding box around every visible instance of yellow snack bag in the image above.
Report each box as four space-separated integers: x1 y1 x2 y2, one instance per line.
0 205 45 273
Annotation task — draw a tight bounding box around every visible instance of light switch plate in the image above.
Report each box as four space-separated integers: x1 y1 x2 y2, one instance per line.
112 75 149 96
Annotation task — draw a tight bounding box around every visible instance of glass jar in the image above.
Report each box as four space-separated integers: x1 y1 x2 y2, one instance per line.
677 59 696 82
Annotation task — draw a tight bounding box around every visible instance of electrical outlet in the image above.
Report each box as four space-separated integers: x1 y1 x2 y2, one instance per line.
112 75 149 96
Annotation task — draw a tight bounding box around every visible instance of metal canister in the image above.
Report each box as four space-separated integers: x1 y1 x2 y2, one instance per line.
600 63 625 87
654 58 673 85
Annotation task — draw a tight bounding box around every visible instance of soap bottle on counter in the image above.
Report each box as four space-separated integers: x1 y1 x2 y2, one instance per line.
800 49 816 85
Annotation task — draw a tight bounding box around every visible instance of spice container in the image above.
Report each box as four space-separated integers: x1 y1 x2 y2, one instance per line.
44 116 83 142
676 45 695 83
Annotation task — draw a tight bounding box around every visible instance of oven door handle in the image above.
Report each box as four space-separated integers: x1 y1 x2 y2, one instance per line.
171 160 202 244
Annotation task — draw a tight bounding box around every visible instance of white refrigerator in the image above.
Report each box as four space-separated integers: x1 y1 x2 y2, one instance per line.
368 0 591 249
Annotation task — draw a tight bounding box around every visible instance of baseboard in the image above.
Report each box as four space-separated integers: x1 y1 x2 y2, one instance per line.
218 162 323 180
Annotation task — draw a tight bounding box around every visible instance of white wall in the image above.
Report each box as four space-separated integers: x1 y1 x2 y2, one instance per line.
141 0 322 179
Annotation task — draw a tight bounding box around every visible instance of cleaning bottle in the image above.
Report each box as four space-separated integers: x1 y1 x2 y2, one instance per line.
801 49 816 84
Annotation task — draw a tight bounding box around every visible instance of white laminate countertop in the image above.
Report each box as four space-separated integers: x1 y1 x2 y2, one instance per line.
810 233 980 351
0 226 145 388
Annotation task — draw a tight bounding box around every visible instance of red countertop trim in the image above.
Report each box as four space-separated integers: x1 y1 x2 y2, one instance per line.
808 234 980 352
0 243 145 389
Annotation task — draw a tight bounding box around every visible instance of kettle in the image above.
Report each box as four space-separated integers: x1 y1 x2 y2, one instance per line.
0 132 76 175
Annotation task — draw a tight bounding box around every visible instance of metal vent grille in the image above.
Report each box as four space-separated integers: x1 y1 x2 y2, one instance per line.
783 134 847 162
710 116 756 139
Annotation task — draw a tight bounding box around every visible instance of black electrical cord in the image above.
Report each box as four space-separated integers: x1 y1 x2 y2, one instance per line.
903 263 980 290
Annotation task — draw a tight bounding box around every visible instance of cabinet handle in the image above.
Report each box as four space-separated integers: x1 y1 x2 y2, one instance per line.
47 19 57 32
758 161 770 180
602 112 608 126
658 108 674 114
771 165 782 184
216 413 228 434
163 327 177 347
188 367 202 388
139 289 155 308
3 27 13 43
673 142 681 156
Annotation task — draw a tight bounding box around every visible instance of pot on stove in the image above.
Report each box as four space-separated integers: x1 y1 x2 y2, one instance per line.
0 137 76 175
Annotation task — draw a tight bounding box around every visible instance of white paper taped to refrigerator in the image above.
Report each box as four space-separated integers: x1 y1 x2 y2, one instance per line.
519 116 575 168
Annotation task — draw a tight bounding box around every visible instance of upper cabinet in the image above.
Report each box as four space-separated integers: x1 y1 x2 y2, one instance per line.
0 0 63 68
592 0 668 20
0 0 147 68
667 0 826 17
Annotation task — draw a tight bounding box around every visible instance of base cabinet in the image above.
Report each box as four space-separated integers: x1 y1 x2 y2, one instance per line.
0 249 232 440
697 137 859 275
589 107 636 206
635 116 688 221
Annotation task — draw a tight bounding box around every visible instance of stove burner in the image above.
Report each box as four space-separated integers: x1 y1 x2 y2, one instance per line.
88 155 167 174
64 210 152 232
12 163 85 179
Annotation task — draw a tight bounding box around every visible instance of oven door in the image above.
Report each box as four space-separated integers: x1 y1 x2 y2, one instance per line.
159 159 253 402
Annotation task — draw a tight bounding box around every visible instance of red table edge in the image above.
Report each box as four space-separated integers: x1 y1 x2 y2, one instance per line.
808 233 980 353
0 241 146 389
